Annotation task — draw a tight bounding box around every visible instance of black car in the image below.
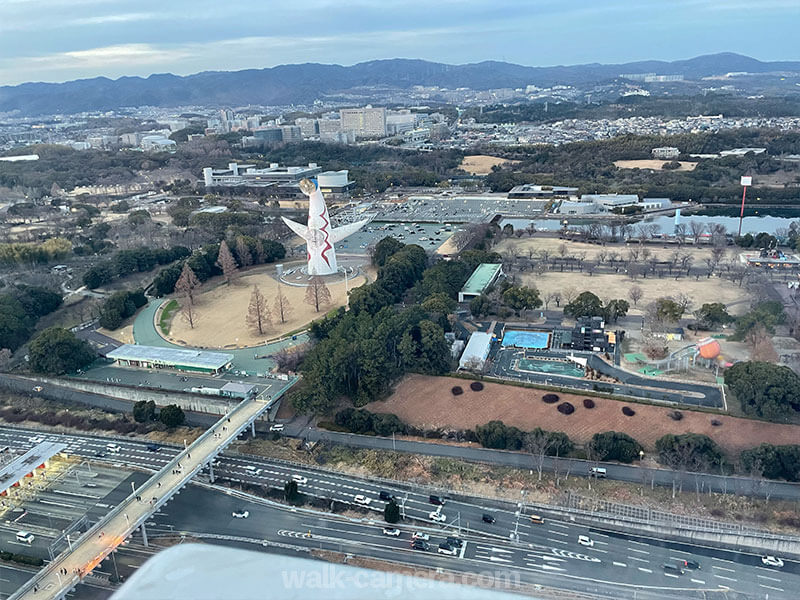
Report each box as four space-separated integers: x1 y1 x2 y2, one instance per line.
663 564 684 575
146 443 161 452
445 536 463 548
95 451 107 458
379 491 395 502
411 540 430 551
681 559 700 570
429 495 446 506
482 513 495 524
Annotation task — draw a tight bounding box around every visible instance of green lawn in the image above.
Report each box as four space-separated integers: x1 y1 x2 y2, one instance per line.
159 300 178 335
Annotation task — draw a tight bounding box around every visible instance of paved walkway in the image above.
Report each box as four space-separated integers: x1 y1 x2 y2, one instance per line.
11 381 295 600
132 299 309 373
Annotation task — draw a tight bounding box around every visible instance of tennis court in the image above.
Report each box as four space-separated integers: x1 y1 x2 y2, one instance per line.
502 330 551 349
516 357 583 377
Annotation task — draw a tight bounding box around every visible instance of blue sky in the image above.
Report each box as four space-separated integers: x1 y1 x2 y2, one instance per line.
0 0 798 85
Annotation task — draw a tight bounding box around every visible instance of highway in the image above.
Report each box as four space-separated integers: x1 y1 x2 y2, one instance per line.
0 426 797 599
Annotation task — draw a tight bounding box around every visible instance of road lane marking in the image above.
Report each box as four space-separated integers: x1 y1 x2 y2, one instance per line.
714 575 737 582
664 573 679 579
638 567 652 573
549 522 569 529
760 585 784 592
691 578 705 584
612 561 627 567
627 547 649 554
549 530 569 537
712 565 735 572
628 540 649 546
540 565 565 572
540 556 565 562
627 556 650 563
757 575 781 582
546 538 565 544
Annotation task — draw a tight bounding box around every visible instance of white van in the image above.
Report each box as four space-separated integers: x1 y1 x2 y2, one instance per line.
589 467 607 478
107 444 121 453
16 531 34 544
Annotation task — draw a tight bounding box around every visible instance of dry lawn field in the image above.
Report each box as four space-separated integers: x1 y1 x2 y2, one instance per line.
495 237 752 315
459 155 517 175
368 374 800 454
614 159 697 171
168 267 370 348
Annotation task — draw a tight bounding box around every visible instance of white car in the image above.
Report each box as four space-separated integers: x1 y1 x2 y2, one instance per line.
382 528 401 537
429 511 447 523
291 475 308 485
28 436 44 444
269 423 285 432
412 532 430 541
232 510 249 519
762 555 784 567
578 535 594 547
32 386 43 392
437 544 457 556
354 495 372 506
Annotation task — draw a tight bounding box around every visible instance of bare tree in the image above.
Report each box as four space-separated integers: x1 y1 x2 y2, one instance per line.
628 285 643 306
747 324 779 362
174 263 200 305
689 221 705 245
563 287 578 305
674 223 687 246
235 236 253 268
216 240 240 284
305 276 332 312
551 291 562 308
273 285 292 324
543 291 560 310
0 348 12 370
246 284 271 335
524 429 553 482
180 299 197 329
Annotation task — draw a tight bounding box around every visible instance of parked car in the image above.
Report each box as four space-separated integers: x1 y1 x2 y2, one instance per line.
382 528 401 537
577 535 594 547
232 509 249 519
762 556 784 567
429 511 447 523
353 495 372 506
269 423 285 432
482 513 495 524
588 467 607 478
437 543 457 555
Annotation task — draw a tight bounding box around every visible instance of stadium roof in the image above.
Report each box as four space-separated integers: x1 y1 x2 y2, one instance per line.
460 263 502 297
107 344 233 370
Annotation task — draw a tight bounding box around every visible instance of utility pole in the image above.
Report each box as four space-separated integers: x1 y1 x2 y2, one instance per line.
738 176 751 237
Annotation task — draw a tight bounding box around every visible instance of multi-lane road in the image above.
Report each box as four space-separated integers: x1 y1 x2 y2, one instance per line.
0 426 797 599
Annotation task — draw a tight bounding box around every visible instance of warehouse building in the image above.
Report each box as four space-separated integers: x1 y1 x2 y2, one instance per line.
106 345 234 375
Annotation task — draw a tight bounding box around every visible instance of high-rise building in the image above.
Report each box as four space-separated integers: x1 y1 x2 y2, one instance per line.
280 125 302 142
340 106 386 138
295 118 319 137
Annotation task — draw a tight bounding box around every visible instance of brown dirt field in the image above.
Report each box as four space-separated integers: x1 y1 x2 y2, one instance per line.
614 159 697 172
97 324 134 344
459 155 518 175
168 265 373 348
367 374 800 454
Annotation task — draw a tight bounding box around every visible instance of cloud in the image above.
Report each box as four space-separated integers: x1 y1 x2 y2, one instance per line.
70 12 157 26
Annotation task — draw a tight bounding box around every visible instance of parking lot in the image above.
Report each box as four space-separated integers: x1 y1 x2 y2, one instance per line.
373 195 549 223
334 221 458 255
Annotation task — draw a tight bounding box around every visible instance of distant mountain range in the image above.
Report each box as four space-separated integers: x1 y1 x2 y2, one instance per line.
2 53 799 116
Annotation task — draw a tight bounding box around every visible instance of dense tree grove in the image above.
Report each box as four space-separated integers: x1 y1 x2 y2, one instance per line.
475 420 524 450
655 433 724 472
563 291 628 322
28 327 95 375
98 289 147 330
83 246 191 289
740 444 800 482
0 286 63 351
724 361 800 421
0 239 72 266
334 408 406 436
730 301 785 341
588 431 642 463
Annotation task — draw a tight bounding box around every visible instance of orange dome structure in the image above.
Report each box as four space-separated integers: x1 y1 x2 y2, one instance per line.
697 338 721 360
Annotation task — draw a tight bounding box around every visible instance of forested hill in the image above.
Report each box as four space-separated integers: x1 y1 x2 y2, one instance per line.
2 53 800 116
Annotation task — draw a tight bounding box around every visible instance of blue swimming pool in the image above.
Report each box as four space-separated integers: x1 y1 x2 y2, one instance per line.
502 330 550 349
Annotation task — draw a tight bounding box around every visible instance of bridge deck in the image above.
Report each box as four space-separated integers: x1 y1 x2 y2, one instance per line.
11 380 295 600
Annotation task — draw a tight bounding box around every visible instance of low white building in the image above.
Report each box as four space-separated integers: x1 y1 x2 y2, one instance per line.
651 146 680 159
581 194 639 209
458 332 494 370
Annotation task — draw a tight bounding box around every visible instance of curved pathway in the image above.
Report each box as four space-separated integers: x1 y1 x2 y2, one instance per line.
132 299 308 374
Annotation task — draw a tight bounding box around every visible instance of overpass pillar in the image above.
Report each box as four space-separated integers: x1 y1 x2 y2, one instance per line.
251 421 255 437
208 463 215 483
141 523 149 548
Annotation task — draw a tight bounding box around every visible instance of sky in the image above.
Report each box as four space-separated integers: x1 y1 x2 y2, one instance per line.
0 0 798 86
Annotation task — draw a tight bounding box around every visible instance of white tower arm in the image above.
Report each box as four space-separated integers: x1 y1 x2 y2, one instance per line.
280 216 310 240
330 219 370 244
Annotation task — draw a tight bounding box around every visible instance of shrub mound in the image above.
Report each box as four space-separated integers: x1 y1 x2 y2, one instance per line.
470 381 484 391
542 393 560 404
668 410 683 421
622 406 636 417
582 398 595 409
557 402 575 415
710 418 722 427
451 386 463 396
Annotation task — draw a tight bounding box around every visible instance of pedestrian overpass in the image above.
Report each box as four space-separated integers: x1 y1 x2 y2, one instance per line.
9 379 295 600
